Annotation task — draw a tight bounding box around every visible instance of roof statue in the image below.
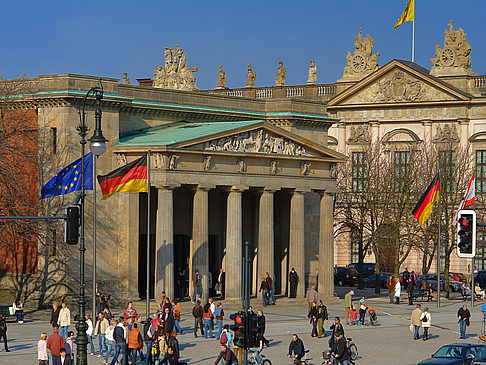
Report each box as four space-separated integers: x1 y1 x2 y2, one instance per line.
339 27 380 82
430 20 476 77
216 65 226 89
152 45 198 91
121 72 130 85
275 61 286 86
245 63 256 88
307 60 317 85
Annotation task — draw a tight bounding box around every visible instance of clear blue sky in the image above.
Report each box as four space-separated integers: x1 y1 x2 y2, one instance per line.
2 0 485 89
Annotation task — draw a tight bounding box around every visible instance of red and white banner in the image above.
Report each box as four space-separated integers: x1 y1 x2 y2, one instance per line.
453 174 475 225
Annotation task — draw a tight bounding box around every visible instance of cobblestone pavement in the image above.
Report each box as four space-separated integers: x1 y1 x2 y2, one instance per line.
1 289 485 365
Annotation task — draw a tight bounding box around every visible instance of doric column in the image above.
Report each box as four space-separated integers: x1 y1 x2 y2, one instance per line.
225 186 247 300
289 190 305 298
338 122 346 154
257 188 275 296
155 186 176 302
370 120 380 144
318 191 334 298
192 186 211 303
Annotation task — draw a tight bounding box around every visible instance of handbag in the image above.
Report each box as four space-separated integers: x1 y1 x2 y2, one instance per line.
409 324 414 333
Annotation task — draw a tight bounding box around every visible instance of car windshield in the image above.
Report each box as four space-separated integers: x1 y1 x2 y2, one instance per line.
432 345 465 358
475 348 486 361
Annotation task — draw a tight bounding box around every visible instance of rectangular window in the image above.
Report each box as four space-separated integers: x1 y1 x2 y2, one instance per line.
477 150 486 193
439 150 456 193
394 150 411 191
351 229 360 263
50 127 57 154
352 152 368 192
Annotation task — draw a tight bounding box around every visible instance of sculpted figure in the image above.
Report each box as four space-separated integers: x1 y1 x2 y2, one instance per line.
307 60 317 85
216 65 226 89
121 72 130 85
237 159 247 173
341 27 380 79
153 45 198 90
203 156 212 171
246 63 256 88
154 153 164 169
275 61 286 86
270 160 278 175
168 155 179 170
300 161 311 176
116 153 127 167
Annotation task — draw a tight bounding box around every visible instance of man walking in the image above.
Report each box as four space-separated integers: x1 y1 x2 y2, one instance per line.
57 302 71 341
94 311 109 357
217 268 225 299
410 304 423 340
386 276 395 304
47 326 64 364
406 278 415 306
317 300 328 338
344 290 353 325
0 314 9 352
289 268 299 298
110 317 127 365
265 273 275 305
259 277 269 307
458 305 471 339
193 269 201 303
192 300 204 338
402 268 410 284
305 286 318 311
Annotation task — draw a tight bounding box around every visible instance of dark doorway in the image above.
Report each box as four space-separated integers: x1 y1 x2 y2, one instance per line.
209 234 219 297
174 234 190 298
138 234 156 299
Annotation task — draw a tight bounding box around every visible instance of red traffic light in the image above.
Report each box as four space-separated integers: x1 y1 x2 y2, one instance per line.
235 315 243 324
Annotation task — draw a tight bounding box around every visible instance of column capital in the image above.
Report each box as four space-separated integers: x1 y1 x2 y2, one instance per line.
369 120 380 126
457 118 470 125
154 183 179 191
194 184 214 192
422 119 432 126
229 185 249 194
262 187 278 194
292 189 309 196
314 189 336 197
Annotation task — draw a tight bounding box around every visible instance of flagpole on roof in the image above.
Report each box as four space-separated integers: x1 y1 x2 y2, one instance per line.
412 19 415 62
146 150 151 322
437 168 441 308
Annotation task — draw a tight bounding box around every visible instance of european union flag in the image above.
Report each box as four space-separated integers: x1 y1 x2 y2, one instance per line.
40 153 93 199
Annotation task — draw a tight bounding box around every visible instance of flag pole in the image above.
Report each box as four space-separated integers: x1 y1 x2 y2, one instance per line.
146 151 151 323
437 170 441 308
412 19 415 62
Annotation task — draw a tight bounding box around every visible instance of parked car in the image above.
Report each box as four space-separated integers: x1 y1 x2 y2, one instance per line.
448 272 468 284
417 343 486 365
363 272 391 289
476 271 486 289
416 274 462 292
473 347 486 364
334 266 358 286
347 263 376 278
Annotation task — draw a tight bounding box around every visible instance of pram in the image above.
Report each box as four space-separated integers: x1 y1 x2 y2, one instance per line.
369 309 377 326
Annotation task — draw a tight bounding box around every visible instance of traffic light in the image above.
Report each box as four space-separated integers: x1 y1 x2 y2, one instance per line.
65 206 80 245
229 311 245 348
246 311 259 348
457 209 476 258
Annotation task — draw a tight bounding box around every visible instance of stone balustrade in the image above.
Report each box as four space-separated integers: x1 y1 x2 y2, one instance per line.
474 76 486 88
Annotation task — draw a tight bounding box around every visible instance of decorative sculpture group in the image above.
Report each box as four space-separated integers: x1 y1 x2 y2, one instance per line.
341 27 380 81
152 45 198 91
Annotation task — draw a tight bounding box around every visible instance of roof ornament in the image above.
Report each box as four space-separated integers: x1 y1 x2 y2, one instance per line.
152 45 198 90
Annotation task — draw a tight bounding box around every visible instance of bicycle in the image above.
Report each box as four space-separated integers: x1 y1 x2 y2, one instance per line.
248 348 272 365
289 350 314 365
321 337 358 365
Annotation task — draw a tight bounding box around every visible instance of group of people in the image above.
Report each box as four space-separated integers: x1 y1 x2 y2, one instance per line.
409 304 432 341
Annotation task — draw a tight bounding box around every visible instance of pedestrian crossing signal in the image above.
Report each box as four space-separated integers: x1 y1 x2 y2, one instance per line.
457 210 476 258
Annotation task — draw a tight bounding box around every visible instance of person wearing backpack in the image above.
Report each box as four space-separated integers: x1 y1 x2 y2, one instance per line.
143 317 154 365
219 325 232 348
0 314 9 352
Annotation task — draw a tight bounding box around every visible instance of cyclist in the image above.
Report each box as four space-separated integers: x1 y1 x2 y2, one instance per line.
287 334 305 364
330 332 350 365
214 344 238 365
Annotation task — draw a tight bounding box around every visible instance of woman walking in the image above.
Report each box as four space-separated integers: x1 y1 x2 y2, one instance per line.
394 278 401 304
307 301 318 337
420 307 431 341
38 333 49 365
203 303 213 339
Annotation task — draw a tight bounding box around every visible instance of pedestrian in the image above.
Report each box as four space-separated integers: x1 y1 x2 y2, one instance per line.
406 278 415 306
330 331 350 365
171 300 182 334
329 317 344 349
110 317 128 365
57 302 71 341
209 298 216 331
259 277 269 307
128 323 145 364
317 300 328 338
410 304 423 340
38 332 49 364
95 311 109 358
350 306 358 325
386 276 395 304
123 302 138 326
203 303 213 338
307 301 318 337
305 285 318 311
214 343 238 365
12 299 24 323
217 268 225 299
57 348 73 365
458 304 471 339
420 307 431 341
193 269 201 303
344 290 353 325
158 346 180 365
394 277 401 304
0 313 9 352
256 310 269 349
402 268 410 284
176 270 185 302
86 314 95 356
192 300 204 338
214 303 224 339
47 326 64 364
265 273 275 305
220 324 232 348
167 334 180 360
103 320 116 365
358 298 367 325
161 306 175 336
411 270 417 284
65 331 75 364
154 332 168 365
289 268 299 298
50 303 61 328
142 317 153 365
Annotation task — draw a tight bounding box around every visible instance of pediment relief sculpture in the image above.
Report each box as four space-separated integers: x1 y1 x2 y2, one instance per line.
199 129 310 156
433 124 459 143
430 21 475 77
152 45 198 91
347 125 370 144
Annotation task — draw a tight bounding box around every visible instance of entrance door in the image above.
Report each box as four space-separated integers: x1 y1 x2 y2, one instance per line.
138 234 156 299
174 234 190 298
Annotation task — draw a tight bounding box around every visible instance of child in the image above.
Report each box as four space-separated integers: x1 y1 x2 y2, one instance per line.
350 306 359 325
65 331 75 364
359 299 367 325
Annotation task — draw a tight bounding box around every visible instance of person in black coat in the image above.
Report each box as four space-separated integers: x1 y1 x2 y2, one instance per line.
458 305 471 339
287 334 305 362
256 310 269 349
0 314 9 352
330 332 349 363
289 268 299 298
307 301 318 337
56 348 73 365
406 278 415 306
162 307 175 336
50 303 61 328
159 346 180 365
329 317 345 349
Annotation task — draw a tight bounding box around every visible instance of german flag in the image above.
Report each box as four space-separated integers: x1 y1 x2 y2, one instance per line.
412 173 440 227
97 154 147 200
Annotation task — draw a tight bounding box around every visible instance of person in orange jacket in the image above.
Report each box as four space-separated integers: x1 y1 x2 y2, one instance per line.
127 323 144 364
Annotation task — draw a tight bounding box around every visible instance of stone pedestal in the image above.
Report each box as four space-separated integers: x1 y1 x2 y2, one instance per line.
289 190 305 298
257 189 275 296
318 192 334 298
192 186 210 302
155 186 175 301
225 186 246 300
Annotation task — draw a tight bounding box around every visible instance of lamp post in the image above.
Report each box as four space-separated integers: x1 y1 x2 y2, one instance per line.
76 80 107 365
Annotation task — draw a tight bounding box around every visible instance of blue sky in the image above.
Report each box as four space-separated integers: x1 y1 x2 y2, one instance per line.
2 0 485 89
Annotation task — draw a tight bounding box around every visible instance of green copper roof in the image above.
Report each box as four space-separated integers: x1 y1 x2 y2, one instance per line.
114 120 264 146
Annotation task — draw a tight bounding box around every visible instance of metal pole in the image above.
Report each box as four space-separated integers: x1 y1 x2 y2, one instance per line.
472 257 475 307
146 151 151 321
437 171 442 308
411 20 415 62
242 241 246 311
92 154 97 322
243 241 249 365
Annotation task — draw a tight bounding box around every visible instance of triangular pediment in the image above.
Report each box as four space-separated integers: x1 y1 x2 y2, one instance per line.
328 59 471 107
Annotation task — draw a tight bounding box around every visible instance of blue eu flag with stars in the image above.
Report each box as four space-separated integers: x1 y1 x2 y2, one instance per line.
40 153 93 199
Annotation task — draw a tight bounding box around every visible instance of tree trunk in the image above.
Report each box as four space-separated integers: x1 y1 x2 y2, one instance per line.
357 230 364 290
375 249 381 294
444 253 451 299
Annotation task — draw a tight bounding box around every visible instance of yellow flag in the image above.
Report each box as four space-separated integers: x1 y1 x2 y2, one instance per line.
394 0 415 31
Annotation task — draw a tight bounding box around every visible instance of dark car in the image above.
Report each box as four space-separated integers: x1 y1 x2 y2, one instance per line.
473 347 486 364
417 343 486 365
347 263 376 278
416 274 462 292
334 267 357 286
363 273 391 289
476 271 486 288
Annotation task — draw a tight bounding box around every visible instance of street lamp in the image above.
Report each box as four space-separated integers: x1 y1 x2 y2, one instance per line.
76 80 107 365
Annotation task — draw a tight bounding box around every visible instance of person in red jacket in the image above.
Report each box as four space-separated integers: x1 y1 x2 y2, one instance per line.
46 327 65 364
123 302 138 326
